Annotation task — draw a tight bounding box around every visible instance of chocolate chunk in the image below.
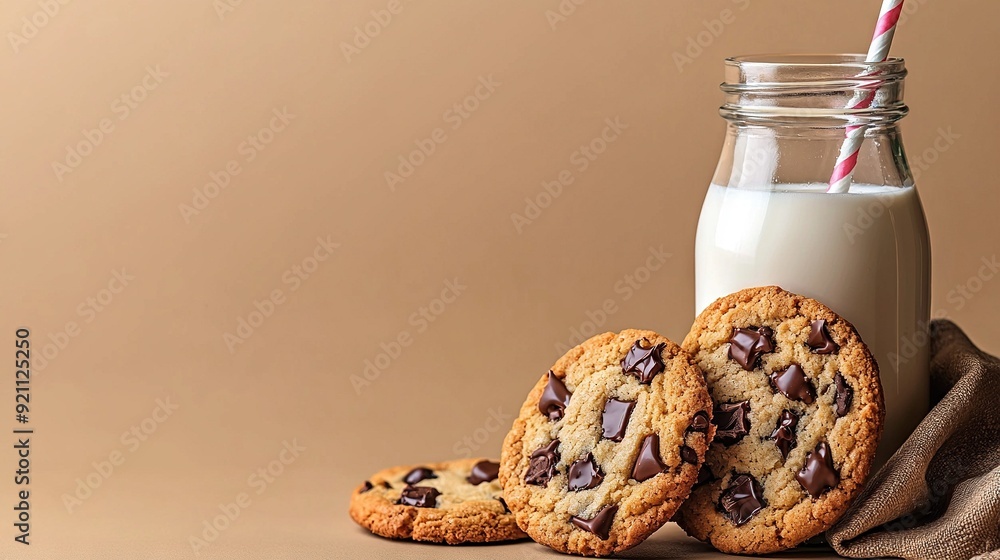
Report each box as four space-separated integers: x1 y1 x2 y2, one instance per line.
539 371 572 421
381 481 392 489
728 326 775 370
467 460 500 485
689 411 710 433
398 485 441 508
601 398 635 442
719 474 764 526
769 410 799 459
834 373 853 417
695 464 715 487
497 498 510 513
713 401 751 446
568 453 604 491
796 442 840 497
525 440 560 486
570 505 618 540
807 319 839 354
769 364 816 404
621 340 666 384
680 445 698 464
361 481 373 492
403 467 436 485
631 434 667 482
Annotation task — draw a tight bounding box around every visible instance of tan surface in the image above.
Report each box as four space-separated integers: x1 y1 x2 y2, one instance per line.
0 0 997 558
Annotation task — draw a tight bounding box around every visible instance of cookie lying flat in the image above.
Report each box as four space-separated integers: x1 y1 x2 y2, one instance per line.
675 286 884 555
500 329 714 556
349 458 526 544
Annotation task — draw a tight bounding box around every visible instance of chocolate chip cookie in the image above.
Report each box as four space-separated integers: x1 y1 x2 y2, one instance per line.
500 329 714 556
675 286 884 554
349 458 526 544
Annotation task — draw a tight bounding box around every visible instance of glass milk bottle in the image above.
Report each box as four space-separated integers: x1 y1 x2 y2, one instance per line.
694 55 931 467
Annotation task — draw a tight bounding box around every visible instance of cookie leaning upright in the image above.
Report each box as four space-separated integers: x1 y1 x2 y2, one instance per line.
675 286 884 555
349 458 526 544
499 329 713 557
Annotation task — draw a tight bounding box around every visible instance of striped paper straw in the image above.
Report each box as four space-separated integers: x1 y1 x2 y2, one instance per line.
827 0 905 194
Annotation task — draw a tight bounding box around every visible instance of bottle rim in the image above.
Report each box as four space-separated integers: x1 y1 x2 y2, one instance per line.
725 53 904 69
720 53 908 126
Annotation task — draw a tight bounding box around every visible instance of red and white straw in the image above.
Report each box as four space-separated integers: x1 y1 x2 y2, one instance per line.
827 0 905 193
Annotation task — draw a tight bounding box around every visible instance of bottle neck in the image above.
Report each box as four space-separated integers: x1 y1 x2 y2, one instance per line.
715 55 913 190
713 123 913 190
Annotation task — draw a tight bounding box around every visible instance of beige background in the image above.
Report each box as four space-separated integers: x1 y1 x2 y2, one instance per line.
1 0 998 558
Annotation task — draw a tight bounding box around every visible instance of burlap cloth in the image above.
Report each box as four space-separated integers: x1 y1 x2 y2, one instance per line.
827 320 1000 560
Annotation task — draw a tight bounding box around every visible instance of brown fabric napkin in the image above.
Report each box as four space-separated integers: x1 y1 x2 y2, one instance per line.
828 320 1000 560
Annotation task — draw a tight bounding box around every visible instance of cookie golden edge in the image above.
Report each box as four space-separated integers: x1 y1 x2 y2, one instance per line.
499 329 715 557
674 286 885 555
348 458 528 544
